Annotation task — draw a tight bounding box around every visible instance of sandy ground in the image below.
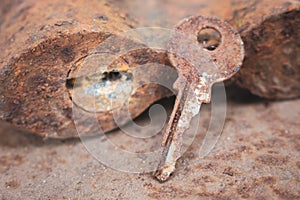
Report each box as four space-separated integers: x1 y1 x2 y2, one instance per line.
0 88 300 199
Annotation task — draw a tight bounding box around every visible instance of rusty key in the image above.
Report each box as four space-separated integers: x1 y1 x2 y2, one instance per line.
154 16 245 182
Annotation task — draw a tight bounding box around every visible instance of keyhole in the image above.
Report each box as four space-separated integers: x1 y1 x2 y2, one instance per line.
197 27 221 51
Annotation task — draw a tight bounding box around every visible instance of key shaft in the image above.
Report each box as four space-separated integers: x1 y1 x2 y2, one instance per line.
155 78 208 181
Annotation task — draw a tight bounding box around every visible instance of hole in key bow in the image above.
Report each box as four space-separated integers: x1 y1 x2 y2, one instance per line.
197 27 221 51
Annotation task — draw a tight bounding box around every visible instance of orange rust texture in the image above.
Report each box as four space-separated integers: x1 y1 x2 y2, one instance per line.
0 0 172 138
116 0 300 99
227 1 300 99
0 0 299 138
136 0 300 99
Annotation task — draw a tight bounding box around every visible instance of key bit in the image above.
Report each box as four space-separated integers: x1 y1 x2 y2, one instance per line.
154 16 245 182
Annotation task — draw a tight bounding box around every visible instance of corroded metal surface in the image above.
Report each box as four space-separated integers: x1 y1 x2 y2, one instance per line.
68 48 176 137
112 0 300 99
0 0 299 138
155 16 245 181
227 1 300 99
0 0 174 138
